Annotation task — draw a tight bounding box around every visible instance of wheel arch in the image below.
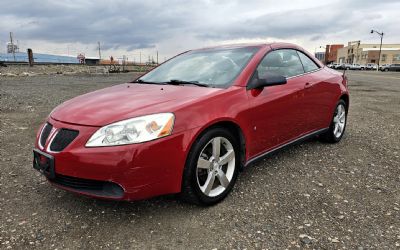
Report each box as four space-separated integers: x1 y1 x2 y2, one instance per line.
340 93 350 112
187 119 247 171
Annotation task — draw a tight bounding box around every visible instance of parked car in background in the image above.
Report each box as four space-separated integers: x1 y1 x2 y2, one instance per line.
349 64 362 70
331 63 341 69
366 63 378 70
379 64 392 71
32 43 350 205
386 64 400 71
337 63 351 70
336 63 344 69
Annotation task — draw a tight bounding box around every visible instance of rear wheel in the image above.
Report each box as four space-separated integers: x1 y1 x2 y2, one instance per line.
180 127 239 205
321 100 347 143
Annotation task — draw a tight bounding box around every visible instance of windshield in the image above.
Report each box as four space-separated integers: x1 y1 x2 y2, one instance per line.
138 47 260 88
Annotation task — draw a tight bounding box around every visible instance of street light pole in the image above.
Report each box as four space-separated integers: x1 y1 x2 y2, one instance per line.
370 30 384 71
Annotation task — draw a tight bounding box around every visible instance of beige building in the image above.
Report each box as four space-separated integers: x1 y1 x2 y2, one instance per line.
336 41 400 65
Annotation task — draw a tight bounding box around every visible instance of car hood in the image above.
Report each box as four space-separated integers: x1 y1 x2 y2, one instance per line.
50 83 221 126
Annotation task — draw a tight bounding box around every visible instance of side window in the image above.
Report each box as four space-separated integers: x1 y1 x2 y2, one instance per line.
297 52 320 72
255 49 305 78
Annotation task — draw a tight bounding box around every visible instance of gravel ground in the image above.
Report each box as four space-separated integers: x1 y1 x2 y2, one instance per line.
0 71 399 249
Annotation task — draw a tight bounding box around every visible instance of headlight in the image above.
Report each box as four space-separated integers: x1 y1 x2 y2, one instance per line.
85 113 175 147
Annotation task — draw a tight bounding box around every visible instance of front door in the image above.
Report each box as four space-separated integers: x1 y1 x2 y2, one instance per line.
297 51 337 132
245 49 309 157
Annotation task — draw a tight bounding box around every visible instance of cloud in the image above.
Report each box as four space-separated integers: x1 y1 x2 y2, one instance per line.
0 0 399 58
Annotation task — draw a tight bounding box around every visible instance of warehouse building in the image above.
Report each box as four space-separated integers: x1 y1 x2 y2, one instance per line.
324 44 344 64
336 41 400 65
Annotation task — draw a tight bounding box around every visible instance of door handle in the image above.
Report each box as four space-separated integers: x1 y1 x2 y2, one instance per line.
304 82 312 89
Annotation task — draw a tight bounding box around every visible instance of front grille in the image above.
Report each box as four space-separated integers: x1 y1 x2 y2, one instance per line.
51 174 124 198
40 123 53 147
49 129 79 152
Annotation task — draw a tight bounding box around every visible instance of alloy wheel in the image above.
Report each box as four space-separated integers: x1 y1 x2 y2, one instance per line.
196 137 236 197
333 104 346 138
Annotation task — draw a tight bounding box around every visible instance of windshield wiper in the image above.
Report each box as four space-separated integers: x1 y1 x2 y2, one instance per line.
165 79 209 87
131 79 165 85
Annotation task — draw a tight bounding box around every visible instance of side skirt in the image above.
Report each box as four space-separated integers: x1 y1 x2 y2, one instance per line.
244 128 329 167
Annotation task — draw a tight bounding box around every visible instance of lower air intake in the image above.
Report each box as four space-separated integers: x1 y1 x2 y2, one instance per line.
51 174 124 199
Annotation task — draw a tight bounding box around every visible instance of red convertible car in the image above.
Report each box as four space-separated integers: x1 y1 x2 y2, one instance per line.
33 43 349 205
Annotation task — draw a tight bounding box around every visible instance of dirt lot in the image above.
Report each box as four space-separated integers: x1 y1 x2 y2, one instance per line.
0 71 399 249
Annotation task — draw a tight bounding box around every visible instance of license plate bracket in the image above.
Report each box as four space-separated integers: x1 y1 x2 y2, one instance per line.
33 148 55 179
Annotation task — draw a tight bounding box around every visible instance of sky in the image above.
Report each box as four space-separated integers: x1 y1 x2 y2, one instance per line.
0 0 399 62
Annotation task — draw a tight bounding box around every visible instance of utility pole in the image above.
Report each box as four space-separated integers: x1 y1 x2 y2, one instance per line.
98 41 101 60
9 32 16 61
370 30 384 71
156 51 159 65
139 52 141 64
122 55 126 72
27 48 34 67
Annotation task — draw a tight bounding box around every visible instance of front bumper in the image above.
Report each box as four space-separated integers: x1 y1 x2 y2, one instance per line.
34 117 196 201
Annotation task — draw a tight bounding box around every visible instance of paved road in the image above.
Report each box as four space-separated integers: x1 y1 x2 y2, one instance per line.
0 71 399 249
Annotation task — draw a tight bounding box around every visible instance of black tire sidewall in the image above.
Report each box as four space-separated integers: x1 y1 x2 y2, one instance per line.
184 127 240 205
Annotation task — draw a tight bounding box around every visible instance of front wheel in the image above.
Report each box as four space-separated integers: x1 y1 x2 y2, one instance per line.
321 100 347 143
180 127 239 205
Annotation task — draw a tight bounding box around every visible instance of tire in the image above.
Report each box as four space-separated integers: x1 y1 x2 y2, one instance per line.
321 100 347 143
180 127 240 205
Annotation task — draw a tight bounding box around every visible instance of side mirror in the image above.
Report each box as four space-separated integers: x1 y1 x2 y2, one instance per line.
247 73 287 90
